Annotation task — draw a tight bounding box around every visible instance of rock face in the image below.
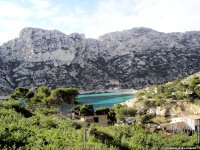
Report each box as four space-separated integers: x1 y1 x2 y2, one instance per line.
148 101 200 117
1 27 200 95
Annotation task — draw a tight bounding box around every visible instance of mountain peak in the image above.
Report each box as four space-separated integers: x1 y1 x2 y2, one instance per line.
19 27 41 38
19 27 68 40
130 27 157 32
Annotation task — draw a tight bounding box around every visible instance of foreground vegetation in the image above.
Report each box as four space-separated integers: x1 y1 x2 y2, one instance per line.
0 86 199 149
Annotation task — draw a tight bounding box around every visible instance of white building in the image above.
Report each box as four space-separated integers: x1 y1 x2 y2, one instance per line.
171 117 184 124
170 114 200 130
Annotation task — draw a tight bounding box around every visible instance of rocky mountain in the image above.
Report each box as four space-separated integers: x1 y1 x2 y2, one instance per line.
1 27 200 95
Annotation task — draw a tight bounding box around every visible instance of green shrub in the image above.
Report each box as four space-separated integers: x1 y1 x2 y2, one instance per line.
137 114 154 124
143 100 156 108
113 105 137 120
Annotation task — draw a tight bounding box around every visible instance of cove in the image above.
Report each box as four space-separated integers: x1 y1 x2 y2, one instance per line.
78 92 135 109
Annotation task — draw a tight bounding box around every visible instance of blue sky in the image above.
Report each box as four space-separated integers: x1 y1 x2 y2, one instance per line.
0 0 200 44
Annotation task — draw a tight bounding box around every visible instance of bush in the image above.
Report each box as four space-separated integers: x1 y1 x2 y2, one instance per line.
36 108 57 116
143 100 156 108
72 104 94 116
137 114 154 124
113 105 137 120
95 107 110 115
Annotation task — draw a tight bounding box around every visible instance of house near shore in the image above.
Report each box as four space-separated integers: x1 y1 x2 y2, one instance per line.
161 113 200 132
80 114 108 126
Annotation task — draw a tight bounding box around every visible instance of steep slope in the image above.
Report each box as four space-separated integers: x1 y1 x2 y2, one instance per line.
135 71 200 116
1 27 200 94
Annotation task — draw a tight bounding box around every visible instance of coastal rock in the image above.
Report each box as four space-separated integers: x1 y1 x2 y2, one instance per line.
146 101 200 117
155 107 169 116
121 99 135 107
147 107 157 116
179 101 200 114
1 27 200 94
137 107 147 115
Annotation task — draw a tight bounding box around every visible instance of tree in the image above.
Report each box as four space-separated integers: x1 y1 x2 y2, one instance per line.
113 105 137 120
80 104 94 116
107 109 117 125
194 86 200 97
10 87 34 100
43 88 79 107
143 100 156 108
72 104 94 116
29 86 50 105
38 85 50 96
95 107 110 115
189 76 200 92
136 114 154 124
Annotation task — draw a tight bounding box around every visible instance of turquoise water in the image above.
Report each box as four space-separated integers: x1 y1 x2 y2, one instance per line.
78 92 134 109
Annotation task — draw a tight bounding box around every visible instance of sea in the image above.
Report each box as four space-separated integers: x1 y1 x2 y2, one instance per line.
78 92 135 109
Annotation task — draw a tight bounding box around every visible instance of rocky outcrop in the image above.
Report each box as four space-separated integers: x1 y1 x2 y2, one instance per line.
1 27 200 95
155 106 170 116
147 107 157 116
147 101 200 117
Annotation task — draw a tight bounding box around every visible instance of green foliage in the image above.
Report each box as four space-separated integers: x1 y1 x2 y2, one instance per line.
9 86 79 110
79 104 94 116
194 100 200 106
153 96 163 106
38 85 50 96
25 90 34 99
29 86 51 106
136 74 200 107
136 114 154 124
112 104 137 120
10 87 34 100
35 107 57 116
0 99 198 149
71 104 94 116
143 100 156 108
189 77 200 90
194 86 200 97
95 107 110 115
90 128 129 149
0 99 32 118
107 109 117 125
94 107 117 125
0 100 83 150
45 87 79 107
90 124 198 150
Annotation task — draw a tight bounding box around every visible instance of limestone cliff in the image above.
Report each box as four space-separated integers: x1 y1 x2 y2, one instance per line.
1 27 200 94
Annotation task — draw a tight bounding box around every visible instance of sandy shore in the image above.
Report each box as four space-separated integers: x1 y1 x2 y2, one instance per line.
120 90 138 107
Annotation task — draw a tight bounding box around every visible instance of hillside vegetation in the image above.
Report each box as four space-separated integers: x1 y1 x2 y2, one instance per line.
0 99 198 149
136 71 200 108
0 86 199 149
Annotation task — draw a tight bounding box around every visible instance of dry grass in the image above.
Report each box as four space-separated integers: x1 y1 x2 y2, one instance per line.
151 116 170 124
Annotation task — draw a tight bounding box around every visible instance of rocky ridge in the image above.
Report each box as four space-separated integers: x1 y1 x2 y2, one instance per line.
1 27 200 95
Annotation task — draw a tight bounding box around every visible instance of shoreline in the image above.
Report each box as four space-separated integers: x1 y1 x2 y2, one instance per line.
120 98 136 107
78 89 137 109
79 89 137 95
120 90 138 107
